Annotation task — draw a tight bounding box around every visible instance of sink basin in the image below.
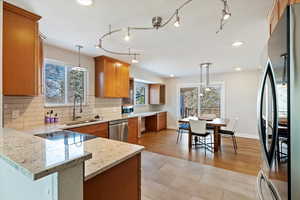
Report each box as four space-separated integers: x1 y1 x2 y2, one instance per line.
65 119 102 126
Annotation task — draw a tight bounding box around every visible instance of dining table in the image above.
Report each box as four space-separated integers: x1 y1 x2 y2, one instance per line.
178 117 229 153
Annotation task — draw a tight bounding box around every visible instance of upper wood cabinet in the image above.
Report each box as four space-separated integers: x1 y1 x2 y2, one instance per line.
269 0 300 34
270 1 279 35
3 2 42 96
95 56 130 98
149 84 165 105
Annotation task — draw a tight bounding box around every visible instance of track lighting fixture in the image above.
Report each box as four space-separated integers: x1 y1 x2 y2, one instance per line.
124 27 131 41
174 9 180 27
132 54 139 63
96 0 232 61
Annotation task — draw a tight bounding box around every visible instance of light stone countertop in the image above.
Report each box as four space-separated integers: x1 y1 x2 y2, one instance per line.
0 128 92 180
0 111 159 181
24 110 167 135
83 138 144 181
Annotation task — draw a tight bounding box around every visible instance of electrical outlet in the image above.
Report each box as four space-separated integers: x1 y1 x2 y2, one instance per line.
12 110 20 119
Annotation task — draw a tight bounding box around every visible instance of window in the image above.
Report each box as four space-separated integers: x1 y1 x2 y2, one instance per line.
179 83 225 118
199 85 222 118
135 82 148 105
44 59 87 106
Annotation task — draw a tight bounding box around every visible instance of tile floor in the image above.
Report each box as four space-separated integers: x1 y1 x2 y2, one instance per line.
141 151 257 200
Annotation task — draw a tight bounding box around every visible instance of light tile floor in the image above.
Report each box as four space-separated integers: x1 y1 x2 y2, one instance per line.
141 151 257 200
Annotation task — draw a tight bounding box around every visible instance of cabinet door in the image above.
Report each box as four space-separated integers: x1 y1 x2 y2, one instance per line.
159 85 166 104
3 3 41 96
149 84 160 105
270 2 279 35
279 0 289 18
158 112 167 131
290 0 300 4
67 123 109 138
104 60 117 97
116 65 130 98
128 117 139 144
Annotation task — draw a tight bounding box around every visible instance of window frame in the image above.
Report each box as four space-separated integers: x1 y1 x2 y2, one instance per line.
134 82 149 106
43 58 88 107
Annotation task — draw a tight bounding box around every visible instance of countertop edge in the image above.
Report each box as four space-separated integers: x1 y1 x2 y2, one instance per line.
84 147 144 181
33 152 93 180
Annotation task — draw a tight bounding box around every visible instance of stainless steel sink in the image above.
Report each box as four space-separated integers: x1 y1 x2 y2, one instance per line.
65 119 102 126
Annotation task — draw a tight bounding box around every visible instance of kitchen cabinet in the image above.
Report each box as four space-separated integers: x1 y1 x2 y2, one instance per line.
128 117 140 143
157 112 167 131
270 1 279 35
149 84 166 105
67 122 109 138
84 153 141 200
3 2 42 96
145 112 167 132
279 0 289 18
269 0 300 34
122 78 134 105
95 56 130 98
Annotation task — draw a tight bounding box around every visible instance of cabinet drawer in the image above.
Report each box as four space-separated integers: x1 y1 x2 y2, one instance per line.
67 122 109 138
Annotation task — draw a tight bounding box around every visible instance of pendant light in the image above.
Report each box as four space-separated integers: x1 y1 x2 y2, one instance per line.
199 65 204 97
200 62 212 92
73 45 84 71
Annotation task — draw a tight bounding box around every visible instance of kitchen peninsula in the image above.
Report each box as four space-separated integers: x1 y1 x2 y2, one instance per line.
0 127 144 200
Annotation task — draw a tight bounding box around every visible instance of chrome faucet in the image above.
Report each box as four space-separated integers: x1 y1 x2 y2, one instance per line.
72 94 83 121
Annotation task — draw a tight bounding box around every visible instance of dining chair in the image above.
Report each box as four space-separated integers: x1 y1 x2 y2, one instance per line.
219 117 239 153
189 120 213 155
176 122 190 144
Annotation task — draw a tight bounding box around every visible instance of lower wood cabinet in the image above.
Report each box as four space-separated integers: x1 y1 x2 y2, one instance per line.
67 122 109 138
84 153 141 200
158 112 167 131
128 117 140 144
145 112 167 132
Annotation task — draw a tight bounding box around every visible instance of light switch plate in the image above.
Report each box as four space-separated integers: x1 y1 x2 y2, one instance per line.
12 110 20 119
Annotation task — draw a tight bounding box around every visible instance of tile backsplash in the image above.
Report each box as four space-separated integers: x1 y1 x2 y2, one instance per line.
3 95 122 130
4 95 164 130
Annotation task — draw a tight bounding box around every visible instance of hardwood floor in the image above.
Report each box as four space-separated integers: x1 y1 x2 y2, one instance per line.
137 129 262 176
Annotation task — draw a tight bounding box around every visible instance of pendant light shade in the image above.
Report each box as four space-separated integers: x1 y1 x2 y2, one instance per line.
200 62 212 92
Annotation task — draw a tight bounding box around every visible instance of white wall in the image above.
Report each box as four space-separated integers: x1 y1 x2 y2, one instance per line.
0 0 3 127
130 65 164 84
44 44 95 96
165 70 261 139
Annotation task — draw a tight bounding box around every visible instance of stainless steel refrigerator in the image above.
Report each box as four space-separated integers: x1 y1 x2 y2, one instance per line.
257 3 300 200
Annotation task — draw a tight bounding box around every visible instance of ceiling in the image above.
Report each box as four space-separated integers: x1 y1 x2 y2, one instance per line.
7 0 273 77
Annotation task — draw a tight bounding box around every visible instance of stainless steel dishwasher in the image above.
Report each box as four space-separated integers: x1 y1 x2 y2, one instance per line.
109 119 128 141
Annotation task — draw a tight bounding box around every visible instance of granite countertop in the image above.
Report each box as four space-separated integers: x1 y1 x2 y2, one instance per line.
25 110 167 134
0 128 92 180
83 138 144 181
0 111 156 181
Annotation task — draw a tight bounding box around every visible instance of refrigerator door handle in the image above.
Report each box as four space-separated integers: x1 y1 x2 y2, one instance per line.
257 61 279 168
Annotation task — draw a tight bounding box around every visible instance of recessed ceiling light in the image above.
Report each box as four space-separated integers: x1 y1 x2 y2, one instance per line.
234 67 242 71
170 74 175 77
77 0 93 6
232 41 244 47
